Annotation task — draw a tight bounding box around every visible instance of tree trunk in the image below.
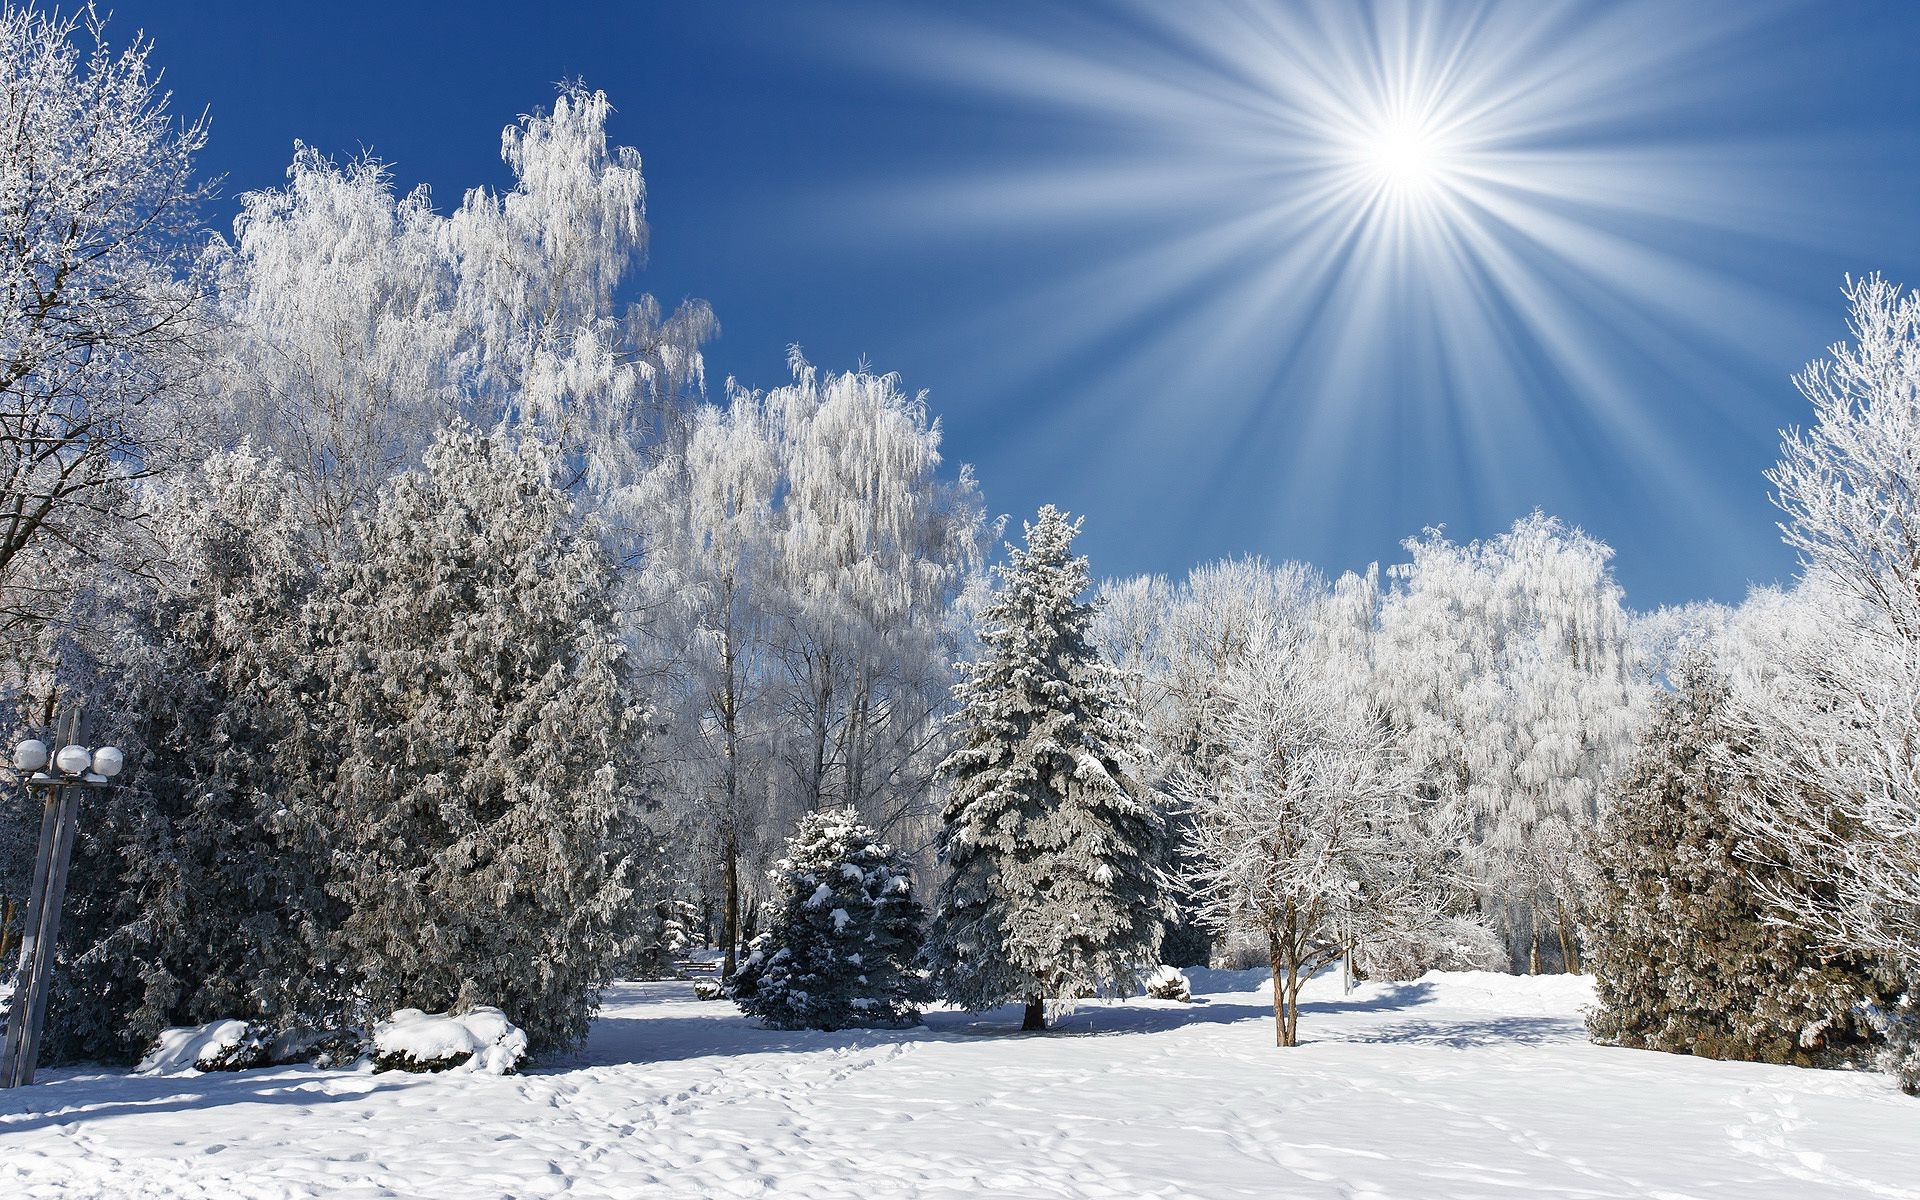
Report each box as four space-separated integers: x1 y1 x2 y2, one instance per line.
1269 930 1299 1047
1554 902 1582 974
1527 926 1542 976
1021 996 1047 1031
721 818 740 979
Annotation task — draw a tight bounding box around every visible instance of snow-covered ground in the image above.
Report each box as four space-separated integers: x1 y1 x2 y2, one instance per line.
3 969 1916 1199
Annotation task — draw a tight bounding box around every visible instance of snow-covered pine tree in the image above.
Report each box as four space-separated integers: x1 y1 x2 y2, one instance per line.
43 450 330 1062
1586 661 1898 1066
303 425 657 1050
927 506 1170 1031
727 808 929 1030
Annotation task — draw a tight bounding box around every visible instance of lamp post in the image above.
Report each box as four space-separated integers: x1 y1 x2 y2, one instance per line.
0 710 123 1088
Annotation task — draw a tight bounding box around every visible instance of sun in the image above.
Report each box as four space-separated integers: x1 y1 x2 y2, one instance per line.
1362 119 1446 193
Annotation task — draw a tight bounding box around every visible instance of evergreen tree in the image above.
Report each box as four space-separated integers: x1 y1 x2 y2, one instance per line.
301 426 657 1050
45 450 330 1062
1586 661 1898 1066
727 808 929 1030
927 506 1169 1030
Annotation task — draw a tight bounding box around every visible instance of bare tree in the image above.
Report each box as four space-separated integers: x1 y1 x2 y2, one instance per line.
0 4 212 629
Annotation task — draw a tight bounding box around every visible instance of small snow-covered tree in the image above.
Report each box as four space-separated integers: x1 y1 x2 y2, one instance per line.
927 506 1170 1031
1588 661 1897 1065
727 808 929 1030
304 426 656 1050
1172 639 1462 1047
0 6 211 630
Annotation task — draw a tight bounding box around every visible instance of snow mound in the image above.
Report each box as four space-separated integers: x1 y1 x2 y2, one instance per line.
1142 965 1194 1002
372 1007 528 1075
139 1020 269 1074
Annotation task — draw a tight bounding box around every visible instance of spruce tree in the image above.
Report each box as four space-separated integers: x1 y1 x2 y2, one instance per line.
727 808 929 1030
302 426 656 1050
927 506 1169 1030
1586 661 1898 1065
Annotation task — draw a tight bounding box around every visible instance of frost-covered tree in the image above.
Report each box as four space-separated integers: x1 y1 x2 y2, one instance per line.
1735 275 1920 989
927 506 1170 1030
198 148 461 539
636 393 782 975
1376 514 1645 972
727 808 929 1030
199 82 714 547
0 5 211 630
1172 635 1466 1047
1095 559 1323 968
303 427 656 1049
1587 662 1898 1066
41 450 328 1062
762 352 987 830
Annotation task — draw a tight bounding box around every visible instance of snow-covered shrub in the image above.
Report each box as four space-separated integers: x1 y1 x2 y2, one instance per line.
45 450 333 1066
1142 966 1193 1003
928 507 1171 1031
728 809 929 1030
372 1007 528 1075
1586 664 1899 1067
139 1020 272 1074
266 1026 366 1068
692 978 726 1002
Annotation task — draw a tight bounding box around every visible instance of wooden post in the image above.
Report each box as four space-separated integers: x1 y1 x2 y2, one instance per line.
1 709 82 1089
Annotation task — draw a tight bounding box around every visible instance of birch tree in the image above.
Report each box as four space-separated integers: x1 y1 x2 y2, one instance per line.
1376 514 1644 971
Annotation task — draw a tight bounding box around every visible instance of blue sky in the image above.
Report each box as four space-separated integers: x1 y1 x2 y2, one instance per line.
115 0 1920 609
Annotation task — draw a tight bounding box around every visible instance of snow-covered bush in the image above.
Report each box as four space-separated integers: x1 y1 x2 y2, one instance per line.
372 1007 528 1075
265 1026 366 1068
728 809 929 1030
1142 966 1194 1003
1586 664 1899 1067
692 979 726 1002
139 1021 272 1074
928 507 1171 1031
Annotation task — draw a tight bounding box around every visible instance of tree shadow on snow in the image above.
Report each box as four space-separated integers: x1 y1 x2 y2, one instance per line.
1297 981 1436 1016
0 1067 413 1135
1326 1014 1580 1048
550 1013 934 1069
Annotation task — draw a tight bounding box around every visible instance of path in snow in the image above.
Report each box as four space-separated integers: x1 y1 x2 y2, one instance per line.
2 969 1916 1199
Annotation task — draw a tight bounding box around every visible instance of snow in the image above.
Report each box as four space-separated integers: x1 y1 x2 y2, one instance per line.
372 1007 528 1075
4 969 1917 1199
